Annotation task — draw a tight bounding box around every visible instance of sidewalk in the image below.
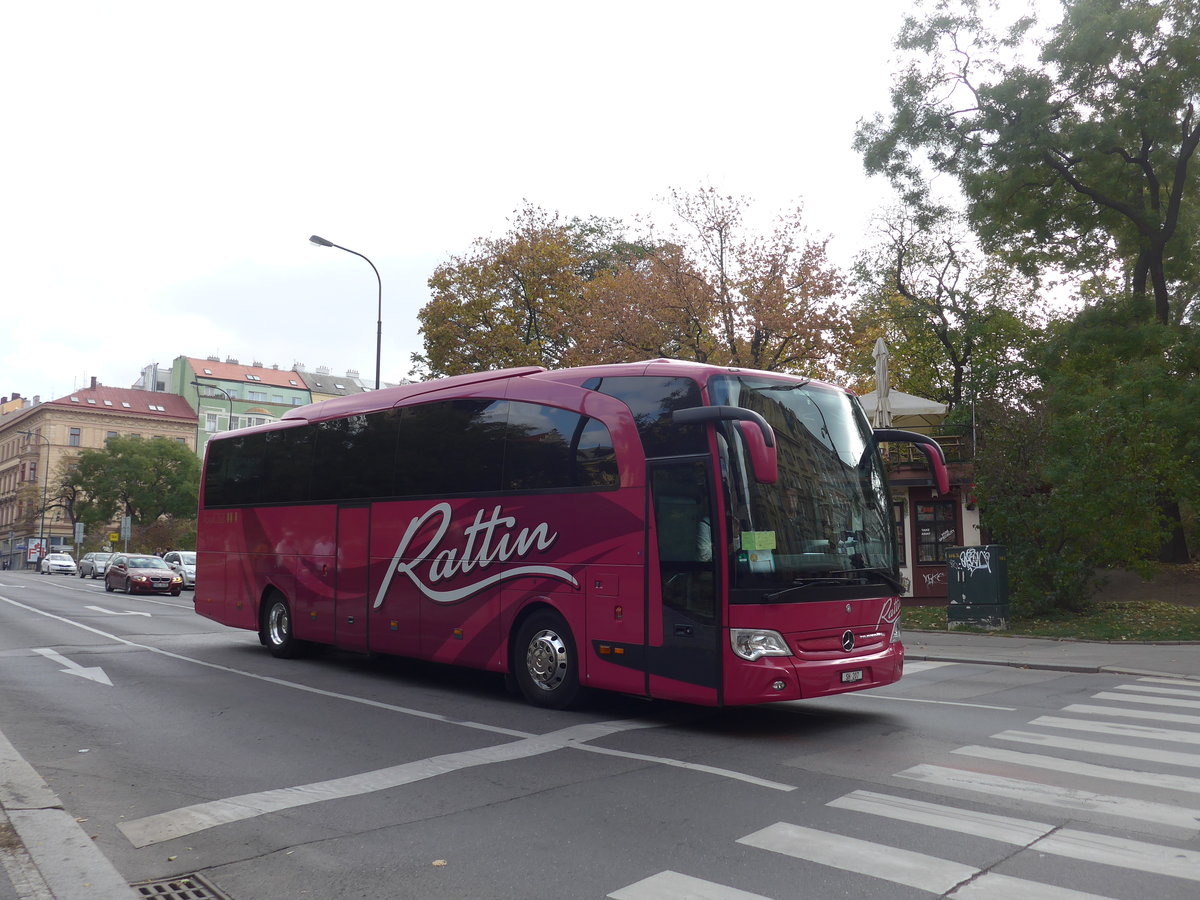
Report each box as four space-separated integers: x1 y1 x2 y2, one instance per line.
904 627 1200 681
2 632 1198 899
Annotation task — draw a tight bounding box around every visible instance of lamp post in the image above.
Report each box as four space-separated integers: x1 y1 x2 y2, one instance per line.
309 234 383 390
17 430 50 568
190 381 235 431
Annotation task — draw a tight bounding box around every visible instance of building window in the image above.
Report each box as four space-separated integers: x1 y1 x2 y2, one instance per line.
106 431 118 442
915 501 957 564
69 427 81 447
248 391 267 402
205 413 219 432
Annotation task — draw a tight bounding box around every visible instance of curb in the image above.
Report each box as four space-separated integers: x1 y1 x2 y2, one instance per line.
0 729 138 900
907 652 1200 682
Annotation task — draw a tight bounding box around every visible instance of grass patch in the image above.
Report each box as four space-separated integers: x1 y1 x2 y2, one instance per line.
903 600 1200 642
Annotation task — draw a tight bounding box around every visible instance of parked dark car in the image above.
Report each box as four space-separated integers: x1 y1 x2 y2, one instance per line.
78 552 114 579
104 554 184 596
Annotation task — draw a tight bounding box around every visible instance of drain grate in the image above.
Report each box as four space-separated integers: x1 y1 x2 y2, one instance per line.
131 873 233 900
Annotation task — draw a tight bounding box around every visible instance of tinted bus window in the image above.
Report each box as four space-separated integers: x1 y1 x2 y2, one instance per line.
504 403 618 491
310 410 401 501
584 375 705 457
395 399 506 497
204 426 314 506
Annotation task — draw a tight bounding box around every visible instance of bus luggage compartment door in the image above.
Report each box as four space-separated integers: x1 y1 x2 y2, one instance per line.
335 505 370 651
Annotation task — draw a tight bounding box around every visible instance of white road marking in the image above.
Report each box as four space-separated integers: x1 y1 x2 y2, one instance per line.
1031 715 1200 746
851 694 1017 710
1093 690 1200 709
1113 682 1200 697
609 871 774 900
901 661 957 673
1063 703 1200 726
949 872 1118 900
31 648 112 686
954 744 1200 795
897 764 1200 833
992 729 1200 767
84 606 152 617
738 821 977 894
835 790 1200 882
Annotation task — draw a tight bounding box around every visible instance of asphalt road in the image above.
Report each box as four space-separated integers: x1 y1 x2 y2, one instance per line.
2 571 1198 899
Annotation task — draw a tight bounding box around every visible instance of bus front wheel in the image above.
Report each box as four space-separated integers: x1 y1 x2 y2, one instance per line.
513 610 581 709
262 593 304 659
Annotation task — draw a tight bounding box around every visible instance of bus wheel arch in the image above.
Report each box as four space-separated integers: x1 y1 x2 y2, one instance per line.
260 589 307 659
510 604 582 710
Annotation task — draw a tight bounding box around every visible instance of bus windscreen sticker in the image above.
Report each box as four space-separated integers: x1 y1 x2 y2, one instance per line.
373 503 578 606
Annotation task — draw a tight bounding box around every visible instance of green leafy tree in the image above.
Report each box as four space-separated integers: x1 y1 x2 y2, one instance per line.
976 298 1200 613
849 209 1045 411
73 436 200 527
856 0 1200 326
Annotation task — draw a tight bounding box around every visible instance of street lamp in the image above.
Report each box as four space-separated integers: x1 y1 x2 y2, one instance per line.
190 381 235 431
17 430 50 568
309 234 383 390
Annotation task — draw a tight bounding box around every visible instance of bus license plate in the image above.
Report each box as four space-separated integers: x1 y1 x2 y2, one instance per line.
841 669 864 684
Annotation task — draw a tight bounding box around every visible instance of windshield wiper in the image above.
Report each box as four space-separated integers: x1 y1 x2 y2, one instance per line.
763 567 904 601
764 576 857 601
839 567 905 593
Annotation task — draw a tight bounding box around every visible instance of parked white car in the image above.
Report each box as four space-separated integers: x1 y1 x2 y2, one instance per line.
40 553 78 576
162 550 196 589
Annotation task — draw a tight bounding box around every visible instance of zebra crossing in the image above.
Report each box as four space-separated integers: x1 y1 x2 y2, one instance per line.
609 671 1200 900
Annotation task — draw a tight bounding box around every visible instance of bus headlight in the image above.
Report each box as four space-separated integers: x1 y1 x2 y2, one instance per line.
890 619 902 644
730 629 791 661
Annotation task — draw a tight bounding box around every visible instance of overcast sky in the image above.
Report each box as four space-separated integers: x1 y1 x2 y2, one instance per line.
4 0 1051 401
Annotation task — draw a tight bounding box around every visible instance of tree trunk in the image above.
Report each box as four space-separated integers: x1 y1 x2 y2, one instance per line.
1158 497 1191 563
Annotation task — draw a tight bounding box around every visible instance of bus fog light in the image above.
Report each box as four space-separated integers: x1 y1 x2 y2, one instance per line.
771 680 787 692
730 629 791 661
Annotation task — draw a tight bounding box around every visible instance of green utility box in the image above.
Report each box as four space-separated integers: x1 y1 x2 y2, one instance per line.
945 545 1009 630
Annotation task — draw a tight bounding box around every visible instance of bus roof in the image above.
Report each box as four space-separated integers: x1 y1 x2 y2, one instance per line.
275 358 846 426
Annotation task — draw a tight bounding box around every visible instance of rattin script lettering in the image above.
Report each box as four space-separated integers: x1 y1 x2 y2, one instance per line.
374 503 578 606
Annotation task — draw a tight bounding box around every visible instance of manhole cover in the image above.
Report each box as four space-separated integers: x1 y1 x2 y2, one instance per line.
131 873 233 900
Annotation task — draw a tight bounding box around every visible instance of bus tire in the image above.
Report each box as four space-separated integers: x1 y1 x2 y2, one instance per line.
262 593 305 659
513 610 581 710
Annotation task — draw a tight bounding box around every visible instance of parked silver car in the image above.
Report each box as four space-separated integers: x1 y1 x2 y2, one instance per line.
78 552 114 579
40 553 78 576
162 550 196 589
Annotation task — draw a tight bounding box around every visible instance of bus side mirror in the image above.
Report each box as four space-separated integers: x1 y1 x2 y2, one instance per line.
734 420 778 484
873 428 950 495
673 406 779 484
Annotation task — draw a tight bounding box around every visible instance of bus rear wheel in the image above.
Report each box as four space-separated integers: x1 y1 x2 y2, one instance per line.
513 610 581 709
262 593 305 659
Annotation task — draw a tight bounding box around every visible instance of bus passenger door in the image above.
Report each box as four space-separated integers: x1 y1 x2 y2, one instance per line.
648 459 721 705
335 504 370 651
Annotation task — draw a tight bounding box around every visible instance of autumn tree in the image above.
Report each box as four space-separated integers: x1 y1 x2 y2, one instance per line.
849 209 1046 412
652 188 851 378
414 205 645 378
855 0 1200 326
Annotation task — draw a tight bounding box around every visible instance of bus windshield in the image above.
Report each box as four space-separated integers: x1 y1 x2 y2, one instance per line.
708 374 897 599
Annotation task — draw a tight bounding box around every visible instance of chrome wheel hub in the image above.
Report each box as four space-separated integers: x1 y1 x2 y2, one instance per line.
525 628 568 692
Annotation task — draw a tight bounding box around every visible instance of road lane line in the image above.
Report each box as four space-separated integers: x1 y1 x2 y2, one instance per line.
954 744 1200 795
896 764 1200 833
609 871 774 899
1062 703 1200 726
1092 690 1200 710
992 729 1200 767
829 790 1052 844
1030 716 1200 746
738 821 977 894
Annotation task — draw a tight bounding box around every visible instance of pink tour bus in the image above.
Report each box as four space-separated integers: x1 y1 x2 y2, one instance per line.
195 359 947 708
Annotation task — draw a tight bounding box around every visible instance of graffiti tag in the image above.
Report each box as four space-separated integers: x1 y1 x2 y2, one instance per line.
953 547 992 577
922 571 946 588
